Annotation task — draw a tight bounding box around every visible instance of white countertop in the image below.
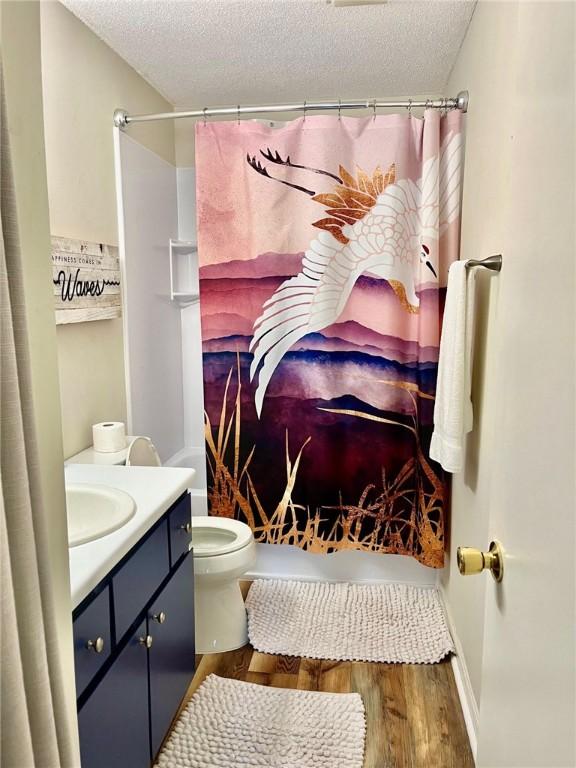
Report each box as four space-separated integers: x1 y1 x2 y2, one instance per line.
66 464 195 609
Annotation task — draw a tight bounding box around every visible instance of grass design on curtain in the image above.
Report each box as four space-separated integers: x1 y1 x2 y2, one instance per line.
204 357 445 567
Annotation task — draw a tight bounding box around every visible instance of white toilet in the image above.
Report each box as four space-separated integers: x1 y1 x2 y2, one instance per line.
191 516 256 654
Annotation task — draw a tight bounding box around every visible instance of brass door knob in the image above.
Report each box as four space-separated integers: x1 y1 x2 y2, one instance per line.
152 611 166 624
457 540 504 582
86 637 105 653
139 634 153 649
179 522 192 534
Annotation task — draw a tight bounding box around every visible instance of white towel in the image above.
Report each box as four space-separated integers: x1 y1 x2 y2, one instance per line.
429 260 476 473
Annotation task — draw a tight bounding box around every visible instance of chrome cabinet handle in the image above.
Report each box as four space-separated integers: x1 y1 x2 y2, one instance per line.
139 635 153 649
86 637 105 654
152 611 166 624
179 522 191 534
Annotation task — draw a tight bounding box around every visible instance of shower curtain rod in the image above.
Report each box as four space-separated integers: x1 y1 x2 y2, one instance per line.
113 91 469 128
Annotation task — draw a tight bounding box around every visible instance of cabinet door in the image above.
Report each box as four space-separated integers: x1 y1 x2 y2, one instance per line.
78 621 150 768
113 521 170 643
148 553 195 758
73 585 111 698
168 494 192 567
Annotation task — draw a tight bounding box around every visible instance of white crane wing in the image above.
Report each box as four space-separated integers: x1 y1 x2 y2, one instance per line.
250 230 362 416
367 131 463 263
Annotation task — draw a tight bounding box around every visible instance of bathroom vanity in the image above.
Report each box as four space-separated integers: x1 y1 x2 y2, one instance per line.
66 464 196 768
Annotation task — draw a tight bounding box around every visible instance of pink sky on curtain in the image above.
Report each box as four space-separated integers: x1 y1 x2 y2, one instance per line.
196 109 463 567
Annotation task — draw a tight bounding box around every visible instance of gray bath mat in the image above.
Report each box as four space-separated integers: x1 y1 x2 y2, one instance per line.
246 579 454 664
155 674 365 768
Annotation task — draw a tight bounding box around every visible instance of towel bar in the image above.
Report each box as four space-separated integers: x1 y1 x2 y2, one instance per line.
465 254 502 272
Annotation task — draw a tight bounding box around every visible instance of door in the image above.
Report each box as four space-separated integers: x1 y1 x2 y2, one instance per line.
475 4 575 766
148 553 195 758
78 621 150 768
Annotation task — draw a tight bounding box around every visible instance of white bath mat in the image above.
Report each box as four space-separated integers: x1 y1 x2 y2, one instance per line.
246 579 454 664
155 674 365 768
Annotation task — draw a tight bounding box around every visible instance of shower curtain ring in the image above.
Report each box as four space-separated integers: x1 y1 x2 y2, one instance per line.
303 100 307 121
372 99 377 121
407 98 412 117
237 105 241 126
425 99 431 111
203 107 207 126
338 99 341 120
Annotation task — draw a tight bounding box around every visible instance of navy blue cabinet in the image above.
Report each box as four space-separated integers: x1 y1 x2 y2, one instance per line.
113 522 170 642
78 621 150 768
73 493 194 767
168 494 192 566
148 554 195 757
73 585 111 697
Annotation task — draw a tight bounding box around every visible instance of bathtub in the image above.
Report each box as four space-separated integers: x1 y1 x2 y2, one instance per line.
165 445 437 586
165 445 208 517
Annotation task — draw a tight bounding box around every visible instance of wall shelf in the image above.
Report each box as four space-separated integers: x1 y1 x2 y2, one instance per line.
169 239 199 304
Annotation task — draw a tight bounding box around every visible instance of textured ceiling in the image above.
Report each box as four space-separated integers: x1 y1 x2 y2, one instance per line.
61 0 476 108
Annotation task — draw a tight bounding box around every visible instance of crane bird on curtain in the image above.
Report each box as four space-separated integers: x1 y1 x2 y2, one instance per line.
246 131 462 417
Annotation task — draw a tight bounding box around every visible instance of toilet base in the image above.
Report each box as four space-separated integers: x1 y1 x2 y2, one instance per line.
194 577 249 654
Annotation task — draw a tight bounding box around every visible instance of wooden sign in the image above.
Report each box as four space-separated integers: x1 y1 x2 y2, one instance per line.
51 236 122 324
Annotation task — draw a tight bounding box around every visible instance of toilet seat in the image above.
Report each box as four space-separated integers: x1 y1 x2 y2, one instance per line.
191 517 253 557
125 436 162 467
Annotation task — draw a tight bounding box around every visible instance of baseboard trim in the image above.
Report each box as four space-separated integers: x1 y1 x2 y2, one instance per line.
438 587 479 763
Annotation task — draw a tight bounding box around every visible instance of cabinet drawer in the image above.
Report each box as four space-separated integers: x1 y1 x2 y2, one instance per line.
113 522 170 642
73 586 111 698
168 494 192 566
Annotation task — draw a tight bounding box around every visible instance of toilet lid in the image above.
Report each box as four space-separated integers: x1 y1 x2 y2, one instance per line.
126 436 162 467
191 516 253 557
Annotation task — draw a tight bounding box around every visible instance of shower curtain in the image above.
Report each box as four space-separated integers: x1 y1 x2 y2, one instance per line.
1 55 78 766
196 109 463 567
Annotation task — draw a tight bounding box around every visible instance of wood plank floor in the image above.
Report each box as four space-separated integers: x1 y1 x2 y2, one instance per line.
180 582 474 768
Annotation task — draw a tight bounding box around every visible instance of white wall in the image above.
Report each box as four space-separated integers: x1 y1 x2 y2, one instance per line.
115 132 184 462
440 0 519 713
40 1 175 459
442 2 576 762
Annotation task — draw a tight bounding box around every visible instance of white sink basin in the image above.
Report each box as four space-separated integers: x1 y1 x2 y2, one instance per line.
66 483 136 547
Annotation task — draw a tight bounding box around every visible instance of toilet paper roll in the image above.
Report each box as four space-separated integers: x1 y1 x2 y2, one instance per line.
92 422 126 453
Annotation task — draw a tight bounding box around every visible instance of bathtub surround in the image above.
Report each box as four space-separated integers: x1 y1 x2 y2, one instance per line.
156 674 366 768
114 132 183 463
246 580 454 664
176 167 206 460
196 110 463 566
